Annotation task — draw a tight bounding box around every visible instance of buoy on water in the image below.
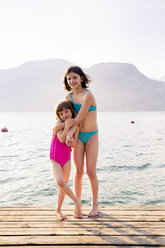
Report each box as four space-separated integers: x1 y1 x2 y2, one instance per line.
1 127 8 132
131 121 135 124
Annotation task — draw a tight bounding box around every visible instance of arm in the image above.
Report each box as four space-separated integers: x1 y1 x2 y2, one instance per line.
52 120 65 134
66 125 78 145
68 126 80 148
57 122 70 143
66 91 93 127
74 91 93 124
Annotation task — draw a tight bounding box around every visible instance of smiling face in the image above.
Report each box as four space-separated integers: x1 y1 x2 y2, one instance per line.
58 108 72 122
66 72 83 90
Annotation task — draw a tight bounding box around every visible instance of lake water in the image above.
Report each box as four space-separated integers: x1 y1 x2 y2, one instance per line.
0 111 165 207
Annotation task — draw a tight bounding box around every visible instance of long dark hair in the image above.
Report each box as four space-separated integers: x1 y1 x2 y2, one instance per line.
63 66 92 92
55 100 76 121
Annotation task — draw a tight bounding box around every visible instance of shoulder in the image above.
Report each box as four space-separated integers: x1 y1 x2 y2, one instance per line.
56 119 62 124
83 89 94 100
83 89 96 105
65 93 71 100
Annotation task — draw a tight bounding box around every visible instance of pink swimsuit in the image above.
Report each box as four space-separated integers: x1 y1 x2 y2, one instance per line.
50 134 72 167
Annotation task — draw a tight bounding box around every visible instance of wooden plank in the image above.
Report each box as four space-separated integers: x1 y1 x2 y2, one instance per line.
0 235 165 245
0 206 165 246
0 227 165 235
0 246 163 248
0 221 165 228
1 215 165 221
1 210 165 216
1 206 165 210
0 246 124 248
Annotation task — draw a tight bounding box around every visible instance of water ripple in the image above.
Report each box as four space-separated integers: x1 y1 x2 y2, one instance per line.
1 112 165 206
110 163 151 171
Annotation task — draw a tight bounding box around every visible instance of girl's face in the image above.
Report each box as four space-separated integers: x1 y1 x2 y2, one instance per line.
67 72 83 89
59 108 72 122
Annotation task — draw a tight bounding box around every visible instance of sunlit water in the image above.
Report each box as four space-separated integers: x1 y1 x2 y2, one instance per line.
0 112 165 206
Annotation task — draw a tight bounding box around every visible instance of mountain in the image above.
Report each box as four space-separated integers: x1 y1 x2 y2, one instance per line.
0 59 165 111
87 63 165 111
0 59 73 112
160 76 165 82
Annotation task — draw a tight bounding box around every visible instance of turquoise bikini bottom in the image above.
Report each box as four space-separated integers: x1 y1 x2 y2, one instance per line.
78 130 98 145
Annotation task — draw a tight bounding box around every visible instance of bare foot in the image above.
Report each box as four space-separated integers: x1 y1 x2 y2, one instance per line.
56 210 67 221
88 205 99 217
74 198 82 219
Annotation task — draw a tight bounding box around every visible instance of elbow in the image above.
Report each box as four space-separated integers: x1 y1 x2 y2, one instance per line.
59 138 65 143
52 126 57 133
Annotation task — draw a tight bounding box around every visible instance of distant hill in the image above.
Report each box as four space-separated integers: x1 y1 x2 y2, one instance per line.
160 76 165 82
0 58 165 111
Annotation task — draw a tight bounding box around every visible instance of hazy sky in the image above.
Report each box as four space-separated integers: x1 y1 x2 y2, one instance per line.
0 0 165 78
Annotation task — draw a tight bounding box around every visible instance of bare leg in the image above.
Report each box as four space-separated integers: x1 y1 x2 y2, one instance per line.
73 139 85 202
56 188 67 220
50 160 82 219
56 162 71 220
85 133 99 217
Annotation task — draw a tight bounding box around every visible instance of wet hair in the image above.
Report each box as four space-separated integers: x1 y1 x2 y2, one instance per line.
55 100 76 121
63 66 92 92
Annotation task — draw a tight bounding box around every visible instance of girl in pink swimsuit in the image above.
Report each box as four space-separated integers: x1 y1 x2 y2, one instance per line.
50 100 82 220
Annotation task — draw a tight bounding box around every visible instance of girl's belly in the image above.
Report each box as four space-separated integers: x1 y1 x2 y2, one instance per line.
79 114 98 132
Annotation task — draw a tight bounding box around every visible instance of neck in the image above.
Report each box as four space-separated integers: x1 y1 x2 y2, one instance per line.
72 86 84 95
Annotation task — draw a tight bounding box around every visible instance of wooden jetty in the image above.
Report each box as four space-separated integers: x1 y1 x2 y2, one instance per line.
0 206 165 247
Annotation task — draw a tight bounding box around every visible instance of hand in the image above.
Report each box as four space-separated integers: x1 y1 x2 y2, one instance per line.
66 136 73 146
65 118 74 128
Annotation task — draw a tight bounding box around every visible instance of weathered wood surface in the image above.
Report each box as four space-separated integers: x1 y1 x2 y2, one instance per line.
0 206 165 247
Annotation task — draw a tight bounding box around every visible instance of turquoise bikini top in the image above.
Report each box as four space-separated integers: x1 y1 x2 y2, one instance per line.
70 89 97 113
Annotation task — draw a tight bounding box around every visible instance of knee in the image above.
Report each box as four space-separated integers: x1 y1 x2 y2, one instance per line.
56 179 65 188
87 169 96 179
75 167 84 178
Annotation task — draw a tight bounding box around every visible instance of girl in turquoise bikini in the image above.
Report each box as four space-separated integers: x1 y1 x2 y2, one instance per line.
53 66 99 217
